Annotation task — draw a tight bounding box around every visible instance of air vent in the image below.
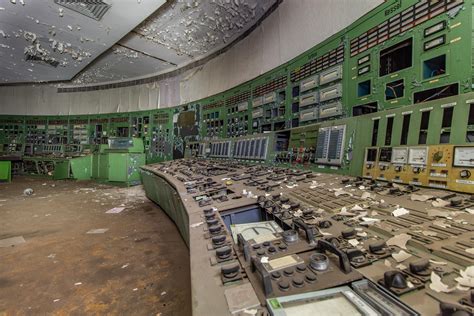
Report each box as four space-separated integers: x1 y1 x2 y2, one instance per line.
54 0 111 21
25 53 60 67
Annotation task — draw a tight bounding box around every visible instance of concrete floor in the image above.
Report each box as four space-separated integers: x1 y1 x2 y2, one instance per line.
0 177 191 316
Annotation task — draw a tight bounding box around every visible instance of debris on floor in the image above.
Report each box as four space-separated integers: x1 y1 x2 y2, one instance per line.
23 188 34 196
106 207 126 214
0 236 26 247
86 228 109 234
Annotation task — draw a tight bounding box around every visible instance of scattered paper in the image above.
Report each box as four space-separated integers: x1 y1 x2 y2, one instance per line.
361 192 375 200
429 259 447 265
335 189 353 197
386 233 411 250
427 209 451 218
432 198 450 208
392 207 409 217
190 222 204 228
74 282 82 286
410 194 433 202
351 205 364 211
384 259 392 268
106 207 125 214
396 264 407 270
455 266 474 288
53 299 60 303
347 239 359 247
465 208 474 215
121 263 129 269
0 236 26 247
466 248 474 255
260 256 269 263
86 228 108 234
392 250 412 263
422 230 438 237
430 271 455 293
433 220 451 228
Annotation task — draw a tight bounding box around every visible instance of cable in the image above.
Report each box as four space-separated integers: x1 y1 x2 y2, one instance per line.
421 85 451 103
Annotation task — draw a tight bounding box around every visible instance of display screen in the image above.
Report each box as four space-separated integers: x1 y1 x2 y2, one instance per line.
282 293 363 316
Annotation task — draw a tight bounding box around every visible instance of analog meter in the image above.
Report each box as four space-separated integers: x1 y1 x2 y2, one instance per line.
408 147 428 165
391 147 408 164
453 146 474 168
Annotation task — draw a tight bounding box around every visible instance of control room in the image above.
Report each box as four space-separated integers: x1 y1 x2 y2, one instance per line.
0 0 472 315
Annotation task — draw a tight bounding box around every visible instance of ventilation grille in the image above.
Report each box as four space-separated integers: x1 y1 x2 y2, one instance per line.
25 53 60 67
54 0 111 21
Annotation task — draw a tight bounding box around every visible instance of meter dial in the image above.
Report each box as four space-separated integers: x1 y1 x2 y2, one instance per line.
391 147 408 164
453 146 474 167
408 147 428 165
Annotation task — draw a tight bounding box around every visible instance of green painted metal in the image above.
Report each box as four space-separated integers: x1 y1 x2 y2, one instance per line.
53 160 70 180
0 0 473 183
70 156 93 180
0 161 11 182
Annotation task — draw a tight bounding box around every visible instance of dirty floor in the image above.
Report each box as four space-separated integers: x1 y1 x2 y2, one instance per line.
0 176 191 316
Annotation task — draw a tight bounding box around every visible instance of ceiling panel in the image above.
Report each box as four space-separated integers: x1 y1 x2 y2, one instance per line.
0 0 166 84
66 0 279 85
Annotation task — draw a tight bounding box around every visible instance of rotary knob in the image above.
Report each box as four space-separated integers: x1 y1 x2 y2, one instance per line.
341 228 356 239
369 240 387 254
384 271 408 289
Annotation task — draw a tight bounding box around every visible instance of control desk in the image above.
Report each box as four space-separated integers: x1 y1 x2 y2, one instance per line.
141 159 473 316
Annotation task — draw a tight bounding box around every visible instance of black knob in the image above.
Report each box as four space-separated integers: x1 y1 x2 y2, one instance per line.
271 271 281 280
221 262 240 278
204 213 216 220
369 240 386 254
346 249 365 263
208 224 221 234
280 197 290 203
450 197 463 206
296 264 307 272
439 302 471 316
216 246 232 259
318 220 332 229
341 228 356 239
305 272 317 283
203 208 214 215
290 202 300 210
206 218 218 226
211 235 226 246
256 249 265 256
283 268 294 276
292 276 304 288
278 280 290 291
384 271 408 289
278 244 287 250
409 259 430 275
268 246 277 253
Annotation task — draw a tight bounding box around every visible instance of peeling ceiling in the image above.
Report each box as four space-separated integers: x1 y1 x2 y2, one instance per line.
0 0 279 86
0 0 166 84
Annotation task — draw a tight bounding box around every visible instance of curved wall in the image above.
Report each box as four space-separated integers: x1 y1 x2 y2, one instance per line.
0 0 382 116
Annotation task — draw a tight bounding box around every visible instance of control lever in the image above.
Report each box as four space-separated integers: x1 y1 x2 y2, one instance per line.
293 218 317 246
317 239 352 273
